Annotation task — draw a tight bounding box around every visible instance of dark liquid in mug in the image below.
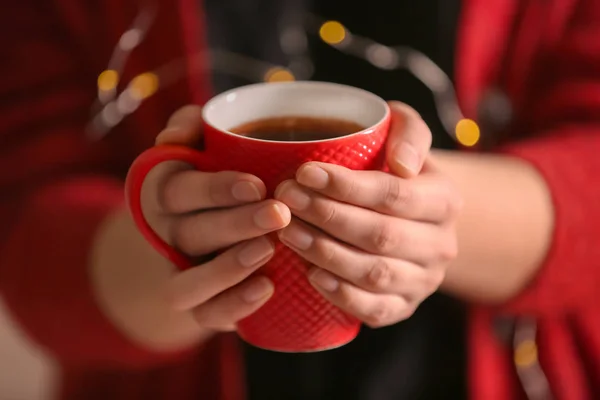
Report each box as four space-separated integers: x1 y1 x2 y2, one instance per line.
229 116 365 142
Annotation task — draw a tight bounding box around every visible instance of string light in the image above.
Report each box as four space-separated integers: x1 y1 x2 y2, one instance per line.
315 19 467 143
89 6 473 147
455 118 481 147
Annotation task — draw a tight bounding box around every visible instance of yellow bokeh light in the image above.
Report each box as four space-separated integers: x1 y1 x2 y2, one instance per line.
514 340 538 367
319 21 346 45
129 72 159 100
97 70 119 92
455 118 480 147
264 67 295 83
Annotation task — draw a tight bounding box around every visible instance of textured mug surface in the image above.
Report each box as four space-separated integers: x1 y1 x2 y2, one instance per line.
126 81 391 352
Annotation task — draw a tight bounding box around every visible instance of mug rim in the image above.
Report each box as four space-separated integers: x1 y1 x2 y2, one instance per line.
201 81 390 144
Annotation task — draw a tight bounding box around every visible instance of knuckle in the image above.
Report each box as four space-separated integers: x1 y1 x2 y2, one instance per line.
440 181 463 219
235 203 269 233
437 236 459 263
170 217 200 254
160 176 180 212
192 307 213 328
364 304 392 328
314 238 337 267
156 164 192 212
381 178 411 213
194 309 231 331
337 285 358 313
336 172 357 203
170 219 189 252
364 258 393 291
207 171 228 205
372 222 399 254
422 127 433 148
162 282 181 311
397 304 417 322
448 190 464 217
313 197 338 227
423 270 446 293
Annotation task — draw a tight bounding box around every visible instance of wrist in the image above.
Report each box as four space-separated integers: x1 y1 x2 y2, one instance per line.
90 207 212 353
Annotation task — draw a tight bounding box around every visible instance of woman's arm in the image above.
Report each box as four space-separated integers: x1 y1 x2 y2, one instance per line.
436 126 600 315
433 149 554 304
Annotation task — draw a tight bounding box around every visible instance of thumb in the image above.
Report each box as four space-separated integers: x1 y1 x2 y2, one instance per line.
385 101 433 178
156 105 205 146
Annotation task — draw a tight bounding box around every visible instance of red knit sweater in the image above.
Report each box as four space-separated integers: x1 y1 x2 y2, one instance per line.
1 0 599 399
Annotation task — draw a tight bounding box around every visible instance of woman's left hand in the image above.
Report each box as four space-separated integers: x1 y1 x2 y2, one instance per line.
274 102 462 328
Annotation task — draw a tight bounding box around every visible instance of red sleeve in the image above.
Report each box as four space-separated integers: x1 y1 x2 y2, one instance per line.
0 178 191 368
0 2 188 368
495 0 600 315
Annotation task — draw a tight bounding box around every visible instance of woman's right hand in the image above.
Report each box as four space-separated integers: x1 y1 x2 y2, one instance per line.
144 105 293 331
93 105 291 353
142 105 291 332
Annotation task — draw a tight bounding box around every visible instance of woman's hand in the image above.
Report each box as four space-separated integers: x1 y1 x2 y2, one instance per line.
274 103 462 327
94 105 291 351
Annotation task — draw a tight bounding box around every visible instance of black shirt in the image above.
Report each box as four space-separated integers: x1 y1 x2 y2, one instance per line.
205 1 466 399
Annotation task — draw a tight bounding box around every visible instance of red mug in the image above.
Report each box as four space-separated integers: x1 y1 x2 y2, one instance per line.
126 81 391 352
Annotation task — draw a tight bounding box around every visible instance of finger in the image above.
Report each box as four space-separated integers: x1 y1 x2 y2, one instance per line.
173 200 291 256
166 236 275 311
193 276 274 330
156 105 205 146
145 104 213 217
288 163 460 222
385 102 432 178
161 170 266 214
274 183 455 263
279 219 443 297
307 268 413 328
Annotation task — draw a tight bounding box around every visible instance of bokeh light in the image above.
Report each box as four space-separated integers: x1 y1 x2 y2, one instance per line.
319 21 346 45
97 70 119 92
455 118 480 147
129 72 159 100
514 340 538 368
264 67 295 83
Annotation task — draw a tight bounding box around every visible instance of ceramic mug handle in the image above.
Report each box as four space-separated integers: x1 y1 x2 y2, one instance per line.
125 145 215 270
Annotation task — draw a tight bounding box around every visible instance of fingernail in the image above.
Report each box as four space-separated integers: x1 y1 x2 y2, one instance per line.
238 238 274 268
279 224 313 250
242 279 273 303
276 182 310 211
254 204 287 230
232 181 262 202
297 165 329 189
309 269 339 292
394 143 420 174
